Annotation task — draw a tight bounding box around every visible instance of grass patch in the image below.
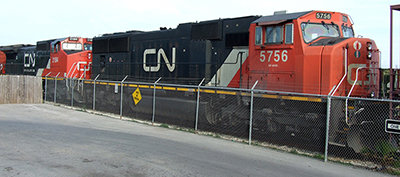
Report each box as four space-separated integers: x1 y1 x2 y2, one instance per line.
160 124 169 128
314 154 324 160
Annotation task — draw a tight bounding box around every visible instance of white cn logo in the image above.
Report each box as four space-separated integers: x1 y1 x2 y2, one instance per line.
143 47 176 72
24 52 35 67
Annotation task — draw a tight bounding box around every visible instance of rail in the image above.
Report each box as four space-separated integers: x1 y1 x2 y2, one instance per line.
66 62 91 92
66 62 78 91
345 66 380 125
77 64 90 92
330 48 348 96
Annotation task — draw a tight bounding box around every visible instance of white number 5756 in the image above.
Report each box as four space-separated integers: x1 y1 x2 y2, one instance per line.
260 50 288 62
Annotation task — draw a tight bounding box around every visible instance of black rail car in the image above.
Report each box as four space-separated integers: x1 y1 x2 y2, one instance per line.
0 44 34 75
92 16 260 84
35 39 55 76
0 39 56 76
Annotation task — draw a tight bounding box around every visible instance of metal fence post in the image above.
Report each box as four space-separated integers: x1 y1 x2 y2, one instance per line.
44 72 51 102
71 78 74 107
93 74 100 111
120 75 128 120
54 72 60 104
249 81 258 145
324 95 332 162
195 78 205 133
152 77 162 125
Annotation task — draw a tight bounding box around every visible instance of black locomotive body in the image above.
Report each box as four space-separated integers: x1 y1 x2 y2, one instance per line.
0 44 34 75
0 39 55 76
91 16 259 85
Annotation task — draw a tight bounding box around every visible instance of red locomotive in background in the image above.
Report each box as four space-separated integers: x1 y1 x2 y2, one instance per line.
40 37 93 79
0 37 92 79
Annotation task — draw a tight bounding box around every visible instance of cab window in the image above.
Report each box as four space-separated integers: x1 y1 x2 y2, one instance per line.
266 26 283 44
301 22 339 43
342 25 354 38
84 43 93 51
285 24 293 44
62 43 82 51
255 26 262 45
52 43 60 53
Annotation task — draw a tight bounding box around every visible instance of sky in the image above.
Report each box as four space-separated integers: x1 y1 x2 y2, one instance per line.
1 0 399 68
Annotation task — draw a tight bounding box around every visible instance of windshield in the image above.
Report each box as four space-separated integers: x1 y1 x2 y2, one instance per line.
62 43 82 51
301 23 340 43
84 43 92 51
342 25 354 38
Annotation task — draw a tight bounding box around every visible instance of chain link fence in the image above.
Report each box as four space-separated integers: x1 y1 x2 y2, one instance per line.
43 76 400 171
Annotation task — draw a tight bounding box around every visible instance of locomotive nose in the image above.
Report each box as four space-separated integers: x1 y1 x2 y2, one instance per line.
346 39 380 98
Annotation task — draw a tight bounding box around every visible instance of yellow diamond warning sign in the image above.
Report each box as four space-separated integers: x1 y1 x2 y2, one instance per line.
131 88 142 105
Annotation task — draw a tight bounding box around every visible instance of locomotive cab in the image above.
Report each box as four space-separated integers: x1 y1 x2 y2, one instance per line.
42 37 92 79
247 11 380 98
246 11 382 152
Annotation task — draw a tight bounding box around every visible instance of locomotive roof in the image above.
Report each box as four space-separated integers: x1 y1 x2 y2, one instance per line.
0 44 35 52
51 38 67 45
253 11 312 24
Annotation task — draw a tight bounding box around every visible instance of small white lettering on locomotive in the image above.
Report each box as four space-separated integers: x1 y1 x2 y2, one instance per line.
52 57 59 64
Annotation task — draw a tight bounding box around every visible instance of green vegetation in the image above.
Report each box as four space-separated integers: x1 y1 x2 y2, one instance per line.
361 140 400 174
159 124 169 128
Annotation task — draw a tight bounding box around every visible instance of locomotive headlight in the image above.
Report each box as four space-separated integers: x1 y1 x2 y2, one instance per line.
367 43 372 51
367 51 372 59
370 91 375 98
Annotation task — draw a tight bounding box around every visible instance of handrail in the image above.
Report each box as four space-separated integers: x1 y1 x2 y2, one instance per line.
78 64 90 91
347 66 380 98
345 66 380 125
79 64 90 80
330 48 348 96
66 62 78 91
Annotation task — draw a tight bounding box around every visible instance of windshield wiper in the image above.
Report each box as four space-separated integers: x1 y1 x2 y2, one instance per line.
321 21 329 32
331 21 339 32
302 20 310 32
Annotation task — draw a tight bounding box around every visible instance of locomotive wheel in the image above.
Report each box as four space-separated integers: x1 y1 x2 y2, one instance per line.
267 119 280 133
225 112 240 127
205 112 220 125
204 96 222 125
